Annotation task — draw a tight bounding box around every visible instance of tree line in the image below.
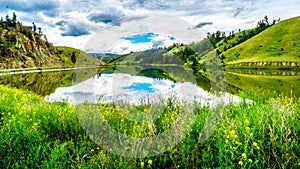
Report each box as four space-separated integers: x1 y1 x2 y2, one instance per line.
207 16 280 49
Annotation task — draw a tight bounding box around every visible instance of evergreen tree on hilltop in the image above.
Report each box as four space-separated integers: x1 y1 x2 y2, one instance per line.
12 12 17 23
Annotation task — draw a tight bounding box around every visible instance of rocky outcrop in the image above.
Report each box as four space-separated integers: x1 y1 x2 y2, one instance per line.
0 22 65 69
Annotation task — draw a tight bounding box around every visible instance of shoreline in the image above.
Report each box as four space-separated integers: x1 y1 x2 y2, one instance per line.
0 66 103 76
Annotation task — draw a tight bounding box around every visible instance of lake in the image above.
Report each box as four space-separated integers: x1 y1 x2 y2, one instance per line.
0 66 299 105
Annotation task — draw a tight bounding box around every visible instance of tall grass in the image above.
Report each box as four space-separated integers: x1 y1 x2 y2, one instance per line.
0 85 299 168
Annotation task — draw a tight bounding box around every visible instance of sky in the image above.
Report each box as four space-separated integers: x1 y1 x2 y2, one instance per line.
0 0 299 51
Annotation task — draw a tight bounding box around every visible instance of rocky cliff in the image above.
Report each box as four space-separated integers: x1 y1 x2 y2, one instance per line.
0 21 81 69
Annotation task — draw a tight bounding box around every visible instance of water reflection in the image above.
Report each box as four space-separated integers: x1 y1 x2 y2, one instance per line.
226 70 300 97
45 72 241 105
0 71 73 96
0 67 299 103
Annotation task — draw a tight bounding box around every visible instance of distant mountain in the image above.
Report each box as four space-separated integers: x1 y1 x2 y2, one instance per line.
0 16 101 69
89 53 117 58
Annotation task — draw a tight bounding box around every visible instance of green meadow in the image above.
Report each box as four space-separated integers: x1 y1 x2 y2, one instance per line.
202 16 300 68
0 85 299 168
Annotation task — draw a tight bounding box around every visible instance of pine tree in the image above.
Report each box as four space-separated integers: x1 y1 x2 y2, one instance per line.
5 14 10 22
32 22 36 31
71 52 76 64
264 15 269 25
12 12 17 23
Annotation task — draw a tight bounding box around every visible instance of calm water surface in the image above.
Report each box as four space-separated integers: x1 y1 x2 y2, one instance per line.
0 67 299 105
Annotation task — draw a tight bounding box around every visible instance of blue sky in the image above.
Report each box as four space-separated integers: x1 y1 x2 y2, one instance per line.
122 33 159 44
0 0 299 49
122 82 156 93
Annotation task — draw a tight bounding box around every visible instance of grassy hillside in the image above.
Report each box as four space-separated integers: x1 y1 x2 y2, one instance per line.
56 46 103 67
101 48 184 66
201 16 300 68
222 16 300 66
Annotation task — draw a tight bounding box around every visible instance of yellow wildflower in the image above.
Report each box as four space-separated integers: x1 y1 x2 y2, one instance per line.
250 133 254 136
238 161 243 165
242 153 247 158
140 162 144 167
148 160 152 165
253 142 258 147
244 119 250 125
248 159 253 163
34 122 38 126
234 134 238 139
230 130 236 135
225 139 229 143
246 127 250 131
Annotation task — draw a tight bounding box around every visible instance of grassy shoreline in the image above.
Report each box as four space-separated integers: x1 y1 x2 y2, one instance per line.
0 66 104 76
0 85 299 168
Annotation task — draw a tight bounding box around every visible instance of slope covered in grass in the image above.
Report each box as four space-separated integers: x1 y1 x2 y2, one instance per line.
222 16 300 65
56 46 102 67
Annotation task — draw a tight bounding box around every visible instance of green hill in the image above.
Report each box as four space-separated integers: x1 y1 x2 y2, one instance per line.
56 46 103 67
204 16 300 68
101 48 184 66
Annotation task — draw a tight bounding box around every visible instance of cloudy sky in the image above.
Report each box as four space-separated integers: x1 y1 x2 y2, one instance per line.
0 0 299 50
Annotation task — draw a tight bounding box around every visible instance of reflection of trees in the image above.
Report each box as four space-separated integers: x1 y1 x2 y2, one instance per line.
225 71 300 98
0 68 105 96
105 65 213 92
0 71 74 96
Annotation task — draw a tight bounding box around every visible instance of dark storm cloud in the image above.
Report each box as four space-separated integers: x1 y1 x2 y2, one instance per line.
194 22 213 28
120 0 170 10
87 13 122 24
0 0 60 17
61 24 91 37
111 15 149 26
233 7 244 17
56 21 67 26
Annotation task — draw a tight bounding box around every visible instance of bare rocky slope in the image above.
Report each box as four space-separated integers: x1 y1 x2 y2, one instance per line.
0 20 100 69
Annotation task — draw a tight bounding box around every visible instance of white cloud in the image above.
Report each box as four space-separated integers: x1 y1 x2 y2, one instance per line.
84 13 204 53
107 34 180 55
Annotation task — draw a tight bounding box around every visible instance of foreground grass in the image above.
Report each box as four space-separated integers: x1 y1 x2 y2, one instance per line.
0 85 299 168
